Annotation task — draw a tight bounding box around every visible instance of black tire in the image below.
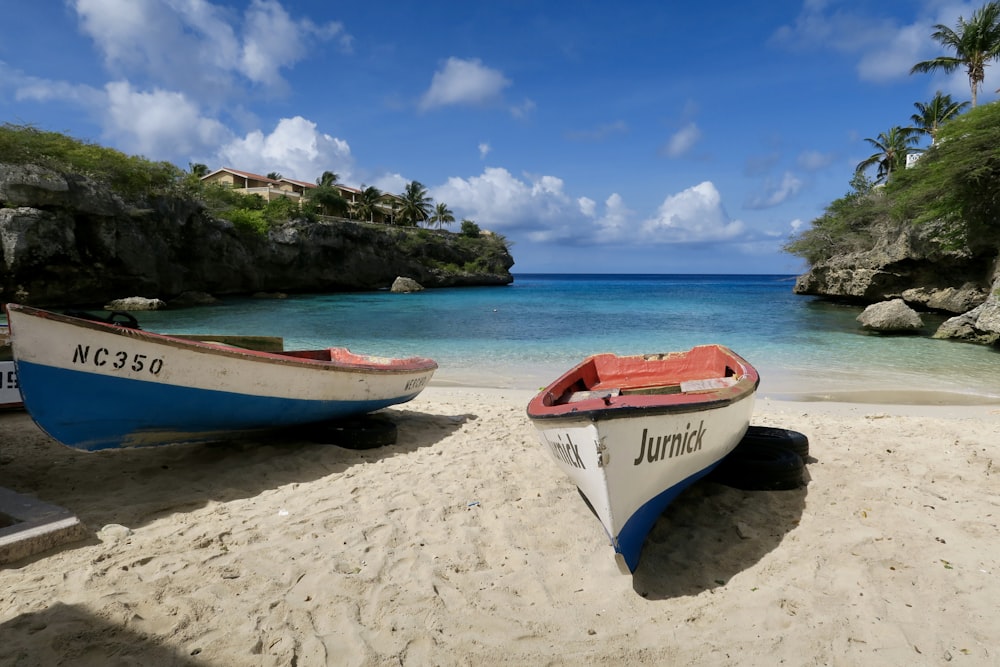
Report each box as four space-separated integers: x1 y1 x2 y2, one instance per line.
301 414 398 449
708 441 805 491
741 425 809 460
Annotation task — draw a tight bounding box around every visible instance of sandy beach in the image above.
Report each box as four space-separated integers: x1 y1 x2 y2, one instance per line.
1 386 998 666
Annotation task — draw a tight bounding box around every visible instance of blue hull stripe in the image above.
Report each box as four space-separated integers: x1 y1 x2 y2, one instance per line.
18 361 416 451
614 460 725 573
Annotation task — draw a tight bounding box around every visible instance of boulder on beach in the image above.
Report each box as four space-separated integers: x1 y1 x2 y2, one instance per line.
103 296 166 311
856 298 923 333
391 277 425 293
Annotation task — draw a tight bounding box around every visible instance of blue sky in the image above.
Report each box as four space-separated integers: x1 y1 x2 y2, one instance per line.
2 1 998 274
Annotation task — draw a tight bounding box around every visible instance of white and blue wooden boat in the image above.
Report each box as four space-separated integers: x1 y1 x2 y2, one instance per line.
526 345 758 574
6 304 437 451
0 326 23 409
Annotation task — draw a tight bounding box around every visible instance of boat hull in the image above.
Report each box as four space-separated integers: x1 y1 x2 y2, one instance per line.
7 305 437 451
526 346 758 573
530 396 754 573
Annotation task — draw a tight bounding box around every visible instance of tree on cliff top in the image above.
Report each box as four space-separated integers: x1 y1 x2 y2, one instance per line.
429 202 455 229
855 126 920 184
910 1 1000 108
910 92 970 144
397 181 433 227
787 101 1000 264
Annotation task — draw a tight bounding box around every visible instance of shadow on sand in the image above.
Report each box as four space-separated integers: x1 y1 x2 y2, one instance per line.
0 405 475 555
0 603 202 667
630 467 811 599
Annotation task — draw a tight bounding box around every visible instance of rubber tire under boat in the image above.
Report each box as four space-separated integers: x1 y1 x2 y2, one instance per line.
708 441 805 491
301 415 399 449
740 425 810 460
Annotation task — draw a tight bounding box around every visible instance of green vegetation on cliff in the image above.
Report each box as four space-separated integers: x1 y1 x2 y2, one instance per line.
785 101 1000 264
0 124 514 281
788 2 1000 267
0 123 191 199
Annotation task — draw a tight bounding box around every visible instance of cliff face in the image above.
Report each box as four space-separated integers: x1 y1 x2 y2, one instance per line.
792 217 1000 344
0 163 514 307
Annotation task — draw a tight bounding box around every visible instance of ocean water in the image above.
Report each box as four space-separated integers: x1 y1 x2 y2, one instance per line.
133 273 1000 402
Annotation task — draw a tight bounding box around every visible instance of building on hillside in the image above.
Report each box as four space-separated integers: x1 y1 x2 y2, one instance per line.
200 168 315 204
200 167 403 224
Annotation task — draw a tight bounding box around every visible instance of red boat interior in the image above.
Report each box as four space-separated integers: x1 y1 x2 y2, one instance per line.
540 346 749 407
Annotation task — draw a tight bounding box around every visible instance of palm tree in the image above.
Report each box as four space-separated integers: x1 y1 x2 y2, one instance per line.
855 126 920 184
352 185 383 222
910 92 970 144
305 185 349 217
910 1 1000 107
316 171 339 187
266 171 282 181
189 162 208 177
397 181 433 227
429 202 456 229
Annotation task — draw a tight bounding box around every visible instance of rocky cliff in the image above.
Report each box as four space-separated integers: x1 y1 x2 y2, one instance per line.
792 217 1000 344
0 163 514 307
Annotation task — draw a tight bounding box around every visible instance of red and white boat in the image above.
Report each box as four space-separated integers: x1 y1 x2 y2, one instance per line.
527 345 759 573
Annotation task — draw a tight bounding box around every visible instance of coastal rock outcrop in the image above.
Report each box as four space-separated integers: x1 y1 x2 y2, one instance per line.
933 279 1000 344
391 277 424 293
856 299 923 333
793 219 993 311
103 296 166 311
794 217 1000 345
0 163 515 307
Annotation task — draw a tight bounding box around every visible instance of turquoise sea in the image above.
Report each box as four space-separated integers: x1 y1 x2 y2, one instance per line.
134 273 1000 403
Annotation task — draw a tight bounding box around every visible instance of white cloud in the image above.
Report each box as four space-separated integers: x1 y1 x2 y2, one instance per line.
8 69 105 108
593 193 633 240
566 120 628 142
215 116 353 182
578 196 597 218
662 122 701 157
796 149 836 171
71 0 348 98
510 98 536 119
103 81 228 157
372 172 408 195
856 23 926 82
478 142 491 159
770 2 895 54
745 172 804 209
240 0 350 86
641 181 745 243
431 167 570 230
419 57 511 110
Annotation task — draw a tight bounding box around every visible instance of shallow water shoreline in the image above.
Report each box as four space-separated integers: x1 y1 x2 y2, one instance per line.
429 361 1000 406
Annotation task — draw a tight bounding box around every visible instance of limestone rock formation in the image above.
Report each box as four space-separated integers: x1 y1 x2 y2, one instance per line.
0 163 514 307
391 277 424 293
856 299 924 333
103 296 166 311
794 216 1000 345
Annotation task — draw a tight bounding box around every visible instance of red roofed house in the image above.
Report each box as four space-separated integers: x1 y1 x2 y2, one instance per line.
200 167 316 204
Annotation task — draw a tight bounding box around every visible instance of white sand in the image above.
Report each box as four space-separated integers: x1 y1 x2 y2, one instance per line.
1 387 999 666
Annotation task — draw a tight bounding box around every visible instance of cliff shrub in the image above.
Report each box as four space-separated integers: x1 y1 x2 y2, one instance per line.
460 220 481 237
787 101 1000 263
888 101 1000 250
784 188 890 264
221 208 268 235
0 123 185 199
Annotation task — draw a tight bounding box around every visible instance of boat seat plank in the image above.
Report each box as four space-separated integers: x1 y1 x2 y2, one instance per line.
679 377 738 393
619 385 682 396
564 389 621 403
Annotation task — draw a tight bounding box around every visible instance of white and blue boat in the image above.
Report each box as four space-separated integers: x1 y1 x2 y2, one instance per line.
6 304 437 451
526 345 758 574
